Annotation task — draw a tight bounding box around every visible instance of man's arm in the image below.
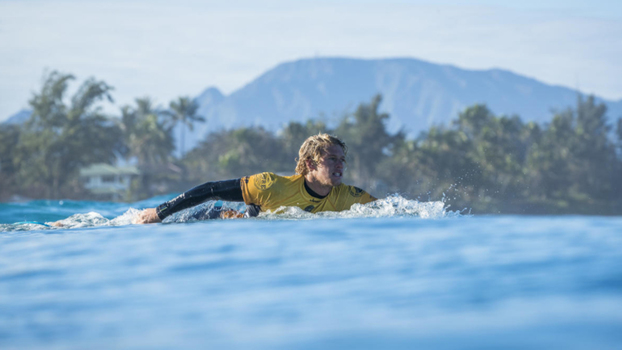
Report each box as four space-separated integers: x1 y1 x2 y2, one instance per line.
133 178 244 224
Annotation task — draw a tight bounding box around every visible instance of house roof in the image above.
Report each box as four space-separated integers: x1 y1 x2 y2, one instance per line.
79 163 140 177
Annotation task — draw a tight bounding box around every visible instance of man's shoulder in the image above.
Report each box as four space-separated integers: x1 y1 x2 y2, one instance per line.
246 172 301 179
244 172 302 191
333 183 368 198
329 183 377 206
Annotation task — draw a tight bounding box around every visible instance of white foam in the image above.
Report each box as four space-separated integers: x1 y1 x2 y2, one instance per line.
45 208 141 229
258 195 464 220
48 212 109 229
17 195 464 231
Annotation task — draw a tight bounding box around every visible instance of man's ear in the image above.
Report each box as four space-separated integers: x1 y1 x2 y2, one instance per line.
306 158 316 171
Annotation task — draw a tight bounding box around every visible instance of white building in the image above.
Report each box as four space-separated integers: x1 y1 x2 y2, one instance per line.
79 163 140 200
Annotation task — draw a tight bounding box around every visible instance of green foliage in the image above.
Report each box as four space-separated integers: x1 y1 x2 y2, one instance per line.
116 97 177 199
527 96 617 203
279 119 329 163
165 96 205 157
334 95 405 191
118 97 174 167
0 125 21 198
3 69 621 214
375 98 621 213
12 71 122 198
183 127 290 182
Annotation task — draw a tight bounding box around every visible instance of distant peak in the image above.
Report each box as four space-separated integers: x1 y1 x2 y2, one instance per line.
196 87 224 105
2 109 31 125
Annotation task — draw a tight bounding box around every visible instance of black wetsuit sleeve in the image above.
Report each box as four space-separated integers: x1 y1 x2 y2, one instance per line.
156 179 243 220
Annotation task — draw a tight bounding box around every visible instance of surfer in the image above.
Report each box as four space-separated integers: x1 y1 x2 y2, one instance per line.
133 133 377 224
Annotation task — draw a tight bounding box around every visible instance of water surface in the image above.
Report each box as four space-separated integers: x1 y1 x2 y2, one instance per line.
1 197 621 349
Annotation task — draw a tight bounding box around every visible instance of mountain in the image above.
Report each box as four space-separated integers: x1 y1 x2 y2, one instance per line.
186 57 622 151
2 109 32 125
4 57 621 154
195 87 225 107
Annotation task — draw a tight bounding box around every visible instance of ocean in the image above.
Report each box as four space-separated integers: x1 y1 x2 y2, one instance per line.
1 196 621 349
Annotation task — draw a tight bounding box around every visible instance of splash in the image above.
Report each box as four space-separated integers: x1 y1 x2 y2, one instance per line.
1 209 142 232
258 194 464 220
49 208 141 229
2 195 465 232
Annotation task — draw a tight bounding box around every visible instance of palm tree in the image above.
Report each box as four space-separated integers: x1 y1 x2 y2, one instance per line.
166 97 205 158
119 97 174 167
18 71 121 198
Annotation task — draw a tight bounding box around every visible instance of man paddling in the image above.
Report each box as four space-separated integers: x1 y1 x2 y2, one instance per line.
133 133 376 224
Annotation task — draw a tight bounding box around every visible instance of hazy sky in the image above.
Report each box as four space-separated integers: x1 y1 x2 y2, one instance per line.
1 0 621 121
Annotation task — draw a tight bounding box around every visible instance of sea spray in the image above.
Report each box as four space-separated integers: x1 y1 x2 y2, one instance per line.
2 195 464 232
259 195 462 220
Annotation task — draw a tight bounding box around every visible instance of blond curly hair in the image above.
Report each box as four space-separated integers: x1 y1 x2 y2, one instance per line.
295 133 347 176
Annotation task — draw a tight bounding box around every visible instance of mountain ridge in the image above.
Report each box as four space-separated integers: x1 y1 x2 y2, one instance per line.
4 57 621 154
185 57 621 151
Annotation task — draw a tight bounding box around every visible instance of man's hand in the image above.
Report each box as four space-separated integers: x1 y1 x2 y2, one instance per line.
133 208 162 224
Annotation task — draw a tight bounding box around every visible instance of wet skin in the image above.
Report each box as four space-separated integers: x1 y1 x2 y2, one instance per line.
304 144 346 197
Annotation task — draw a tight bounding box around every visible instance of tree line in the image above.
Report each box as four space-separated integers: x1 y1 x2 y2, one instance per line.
1 71 621 214
0 71 203 200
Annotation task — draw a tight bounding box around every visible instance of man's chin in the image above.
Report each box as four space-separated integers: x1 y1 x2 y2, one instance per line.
330 178 343 186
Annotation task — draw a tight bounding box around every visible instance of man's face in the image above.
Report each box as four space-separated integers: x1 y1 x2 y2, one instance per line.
309 144 346 187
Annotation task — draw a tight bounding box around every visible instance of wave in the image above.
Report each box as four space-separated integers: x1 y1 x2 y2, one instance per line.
255 195 464 220
1 195 466 232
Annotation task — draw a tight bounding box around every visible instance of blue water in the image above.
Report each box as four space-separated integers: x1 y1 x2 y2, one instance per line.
1 197 621 349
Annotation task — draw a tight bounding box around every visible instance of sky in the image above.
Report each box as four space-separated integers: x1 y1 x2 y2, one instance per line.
1 0 621 121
